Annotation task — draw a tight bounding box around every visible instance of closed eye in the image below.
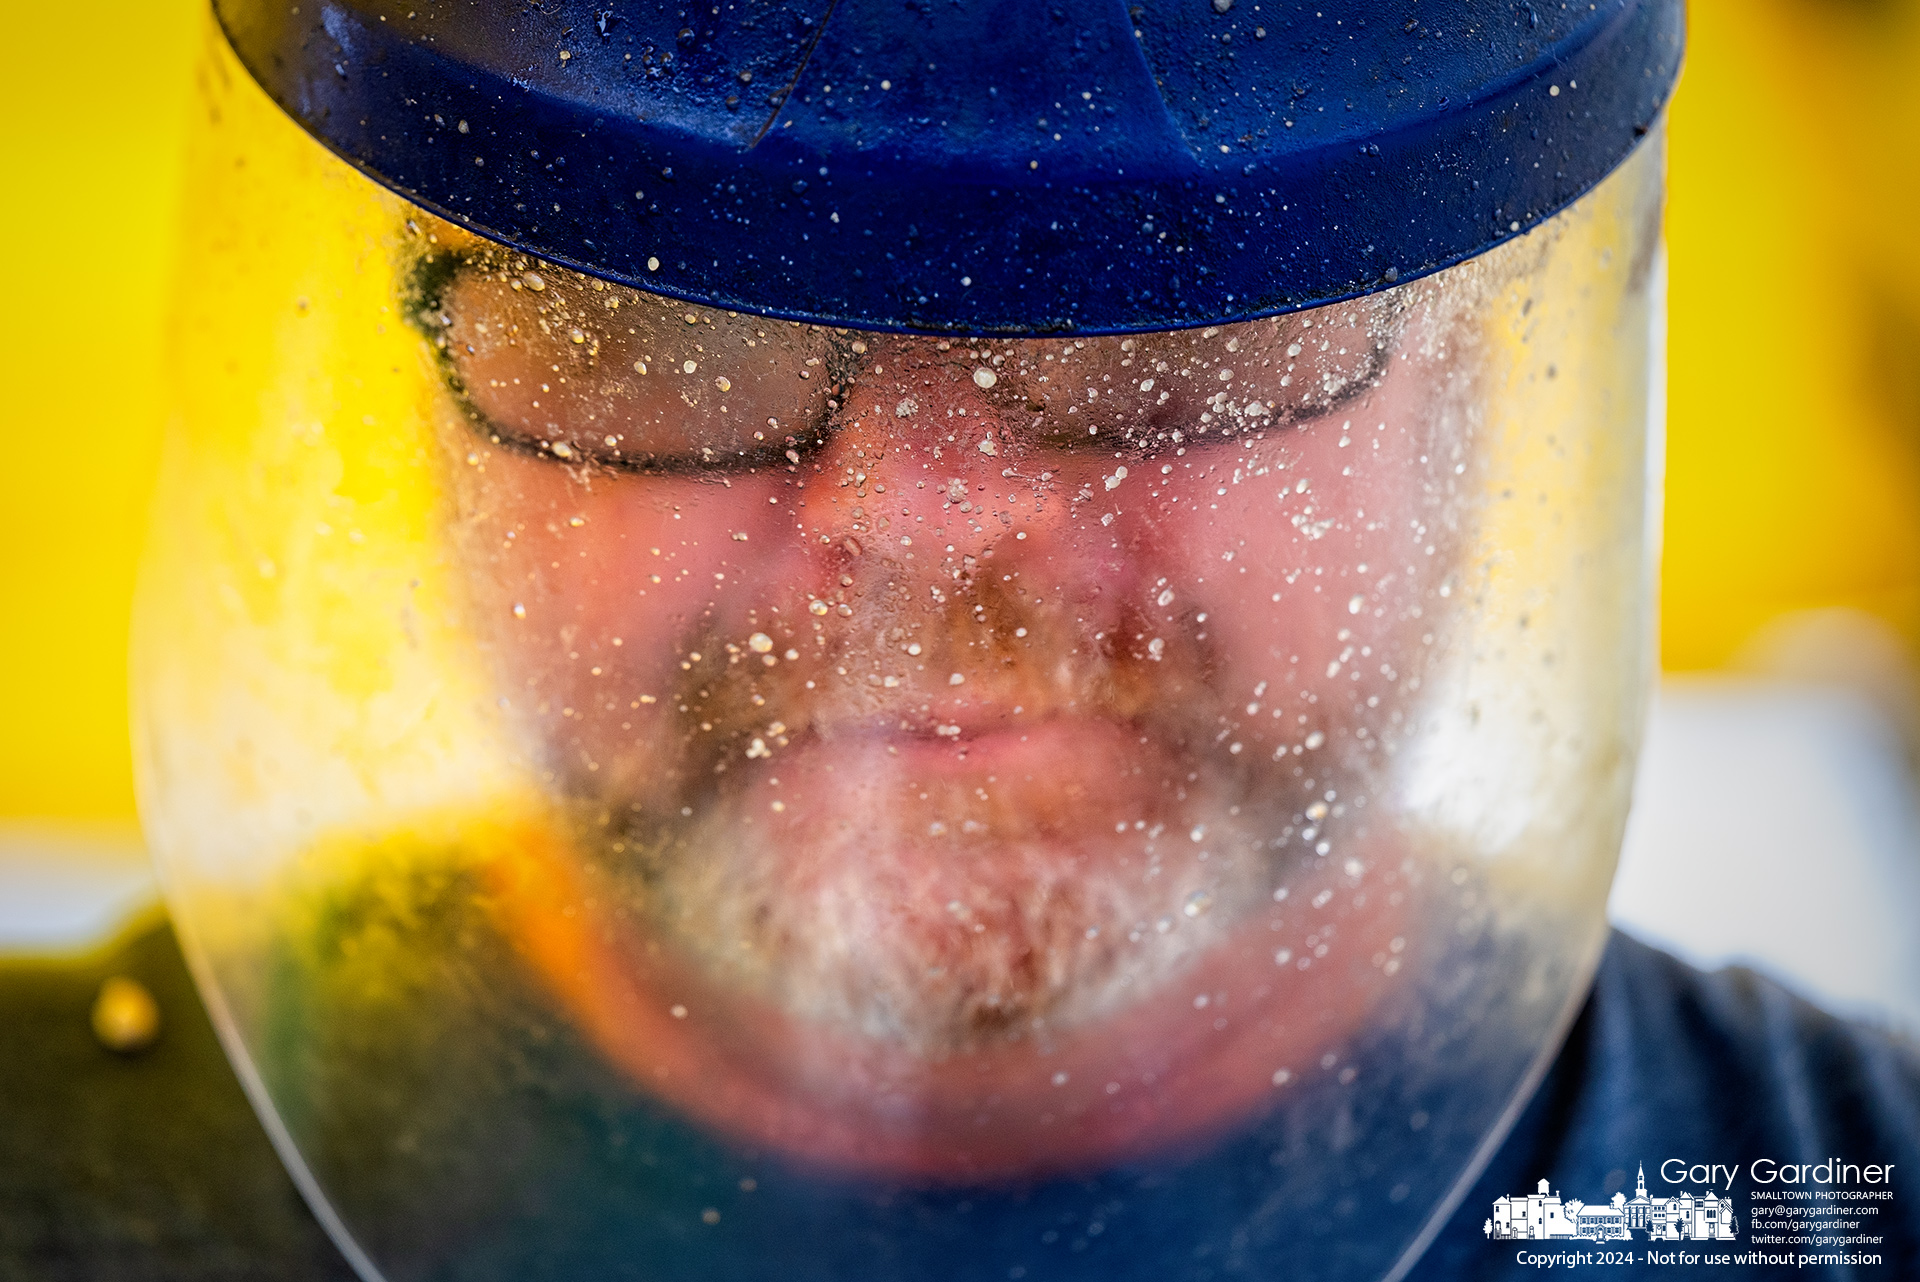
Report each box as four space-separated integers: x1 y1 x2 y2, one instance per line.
408 248 849 474
876 310 1397 460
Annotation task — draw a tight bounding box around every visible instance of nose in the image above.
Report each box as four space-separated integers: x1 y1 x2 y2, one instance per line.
804 356 1031 565
773 345 1166 726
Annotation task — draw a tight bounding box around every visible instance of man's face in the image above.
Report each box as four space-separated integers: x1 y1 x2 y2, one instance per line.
422 248 1462 1180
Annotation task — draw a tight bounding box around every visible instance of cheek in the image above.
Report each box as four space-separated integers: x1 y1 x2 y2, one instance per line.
452 450 814 769
1106 393 1440 743
557 473 815 651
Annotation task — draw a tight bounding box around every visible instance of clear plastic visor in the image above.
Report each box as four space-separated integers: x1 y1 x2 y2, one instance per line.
136 36 1664 1282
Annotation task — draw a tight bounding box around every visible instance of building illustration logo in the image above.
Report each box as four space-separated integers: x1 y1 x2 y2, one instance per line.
1486 1164 1738 1242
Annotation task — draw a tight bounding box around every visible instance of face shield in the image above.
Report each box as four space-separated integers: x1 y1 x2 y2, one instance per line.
135 4 1681 1280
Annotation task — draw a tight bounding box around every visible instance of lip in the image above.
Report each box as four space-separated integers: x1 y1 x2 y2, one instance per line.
485 720 1409 1182
777 713 1192 810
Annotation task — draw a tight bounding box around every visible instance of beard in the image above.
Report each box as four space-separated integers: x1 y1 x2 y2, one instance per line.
619 730 1285 1060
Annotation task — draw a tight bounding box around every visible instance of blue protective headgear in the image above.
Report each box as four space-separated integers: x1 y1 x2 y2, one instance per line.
214 0 1681 333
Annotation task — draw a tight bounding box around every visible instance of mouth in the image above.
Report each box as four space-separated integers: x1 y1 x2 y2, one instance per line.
488 706 1410 1183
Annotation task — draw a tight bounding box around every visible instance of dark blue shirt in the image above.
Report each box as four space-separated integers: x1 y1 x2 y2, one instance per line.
1414 933 1920 1279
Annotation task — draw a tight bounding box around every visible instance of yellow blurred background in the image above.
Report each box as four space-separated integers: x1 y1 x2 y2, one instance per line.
2 0 1918 824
